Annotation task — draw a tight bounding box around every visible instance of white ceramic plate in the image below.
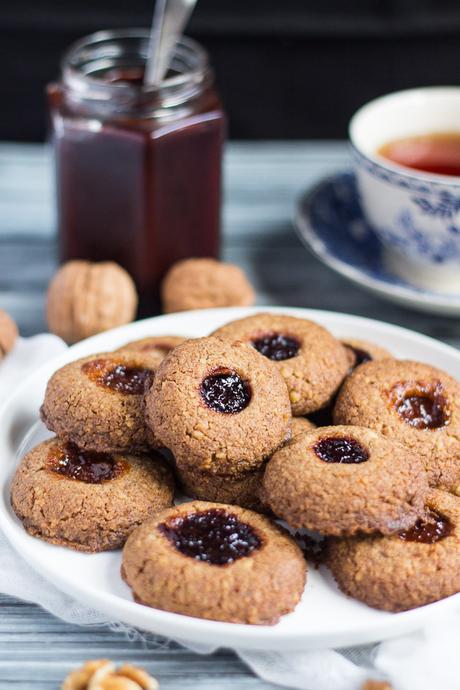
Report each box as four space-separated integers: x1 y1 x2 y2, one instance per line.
1 306 460 651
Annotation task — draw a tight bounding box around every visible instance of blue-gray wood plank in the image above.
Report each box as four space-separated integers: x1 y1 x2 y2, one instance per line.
1 142 459 689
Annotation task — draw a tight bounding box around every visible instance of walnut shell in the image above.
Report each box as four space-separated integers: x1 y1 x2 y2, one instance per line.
61 659 158 690
47 261 138 344
0 309 18 359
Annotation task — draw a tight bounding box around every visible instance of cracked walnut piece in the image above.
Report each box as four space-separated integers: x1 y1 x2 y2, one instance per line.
62 659 158 690
47 260 138 344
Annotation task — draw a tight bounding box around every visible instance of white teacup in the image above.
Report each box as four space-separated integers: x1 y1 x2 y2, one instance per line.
349 87 460 293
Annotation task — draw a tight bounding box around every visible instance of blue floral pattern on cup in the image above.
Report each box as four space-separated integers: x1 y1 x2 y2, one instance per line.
351 146 460 268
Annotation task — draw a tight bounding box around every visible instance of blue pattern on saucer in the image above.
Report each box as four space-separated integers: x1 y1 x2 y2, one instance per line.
303 171 393 280
298 171 460 295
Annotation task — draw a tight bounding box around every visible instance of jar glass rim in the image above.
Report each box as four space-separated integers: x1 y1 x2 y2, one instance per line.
61 28 210 101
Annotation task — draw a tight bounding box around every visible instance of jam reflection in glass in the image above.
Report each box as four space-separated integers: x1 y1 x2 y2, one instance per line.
48 32 225 312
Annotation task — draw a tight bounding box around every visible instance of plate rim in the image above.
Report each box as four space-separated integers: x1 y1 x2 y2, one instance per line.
2 305 460 651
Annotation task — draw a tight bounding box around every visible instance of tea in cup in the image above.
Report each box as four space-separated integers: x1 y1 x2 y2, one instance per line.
350 87 460 293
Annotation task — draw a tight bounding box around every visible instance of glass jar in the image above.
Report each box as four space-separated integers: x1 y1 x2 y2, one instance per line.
48 29 226 311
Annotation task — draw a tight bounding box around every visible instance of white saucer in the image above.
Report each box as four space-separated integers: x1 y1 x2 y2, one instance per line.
1 306 460 651
295 172 460 316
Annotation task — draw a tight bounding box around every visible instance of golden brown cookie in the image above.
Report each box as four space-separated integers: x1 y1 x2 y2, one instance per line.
11 438 174 552
291 416 316 437
326 489 460 611
41 350 159 453
175 416 314 512
176 464 266 512
341 339 392 371
122 501 306 624
263 425 428 536
146 336 291 475
212 313 349 415
161 258 255 313
334 359 460 489
116 335 187 368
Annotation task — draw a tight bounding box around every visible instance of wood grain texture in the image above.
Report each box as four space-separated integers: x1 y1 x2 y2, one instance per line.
0 141 459 689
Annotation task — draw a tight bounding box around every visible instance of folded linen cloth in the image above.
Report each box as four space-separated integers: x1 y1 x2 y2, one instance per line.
1 335 459 690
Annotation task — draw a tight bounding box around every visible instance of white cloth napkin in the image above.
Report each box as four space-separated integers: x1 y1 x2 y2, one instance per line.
1 335 459 690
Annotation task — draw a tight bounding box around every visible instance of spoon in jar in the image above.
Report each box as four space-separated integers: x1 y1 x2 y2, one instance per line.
144 0 198 88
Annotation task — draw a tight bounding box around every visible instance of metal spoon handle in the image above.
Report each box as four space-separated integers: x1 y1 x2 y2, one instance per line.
144 0 197 88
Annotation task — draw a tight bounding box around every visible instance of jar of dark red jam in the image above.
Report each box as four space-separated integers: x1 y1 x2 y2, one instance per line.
48 30 225 311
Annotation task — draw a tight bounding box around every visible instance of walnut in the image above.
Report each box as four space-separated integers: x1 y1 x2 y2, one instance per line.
62 660 159 690
47 261 138 344
0 309 18 359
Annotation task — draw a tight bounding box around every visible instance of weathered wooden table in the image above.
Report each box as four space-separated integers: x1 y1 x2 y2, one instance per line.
1 141 459 689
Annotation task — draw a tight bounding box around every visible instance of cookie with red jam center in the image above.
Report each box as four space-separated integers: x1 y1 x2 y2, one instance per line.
333 359 460 489
262 425 428 536
41 350 160 453
326 489 460 611
145 336 291 475
175 416 314 513
341 338 392 372
116 335 187 367
10 438 174 552
121 501 306 624
212 313 349 416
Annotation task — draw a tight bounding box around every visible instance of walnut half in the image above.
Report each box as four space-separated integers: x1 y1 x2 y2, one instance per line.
62 659 159 690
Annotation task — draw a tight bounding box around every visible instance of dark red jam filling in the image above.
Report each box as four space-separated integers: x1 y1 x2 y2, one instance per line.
158 508 262 565
47 442 127 483
82 358 153 395
345 345 372 368
252 333 300 361
308 405 334 427
389 381 450 430
399 510 453 543
314 436 369 464
200 369 251 414
294 532 325 568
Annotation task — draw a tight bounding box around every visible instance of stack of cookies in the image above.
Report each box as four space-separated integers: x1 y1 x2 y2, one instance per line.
10 311 460 624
